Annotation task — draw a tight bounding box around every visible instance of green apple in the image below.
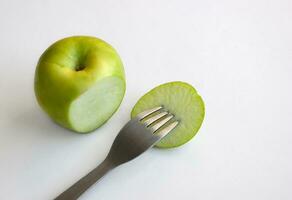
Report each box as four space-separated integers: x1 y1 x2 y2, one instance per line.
131 81 204 148
34 36 126 133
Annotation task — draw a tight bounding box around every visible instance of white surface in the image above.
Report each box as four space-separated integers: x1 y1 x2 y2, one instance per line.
0 0 291 199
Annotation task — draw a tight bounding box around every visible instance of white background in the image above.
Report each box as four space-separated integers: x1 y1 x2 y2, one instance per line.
0 0 291 199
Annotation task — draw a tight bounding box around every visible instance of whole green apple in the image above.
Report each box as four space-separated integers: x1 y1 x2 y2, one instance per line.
34 36 126 133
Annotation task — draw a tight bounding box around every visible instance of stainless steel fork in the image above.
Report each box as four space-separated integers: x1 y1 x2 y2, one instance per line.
55 106 179 200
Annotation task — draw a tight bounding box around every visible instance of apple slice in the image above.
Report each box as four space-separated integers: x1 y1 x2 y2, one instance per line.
35 36 126 133
131 81 205 148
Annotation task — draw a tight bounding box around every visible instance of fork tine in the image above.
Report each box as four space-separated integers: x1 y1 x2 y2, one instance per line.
143 111 168 126
137 106 163 120
150 115 174 132
156 121 179 138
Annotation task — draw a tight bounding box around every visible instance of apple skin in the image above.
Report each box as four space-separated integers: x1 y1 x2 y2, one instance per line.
34 36 126 133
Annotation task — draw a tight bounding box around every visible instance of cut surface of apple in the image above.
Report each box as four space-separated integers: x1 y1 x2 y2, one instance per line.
35 36 125 133
131 81 204 148
69 76 125 132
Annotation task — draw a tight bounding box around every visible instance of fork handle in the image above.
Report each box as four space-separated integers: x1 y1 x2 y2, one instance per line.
55 158 114 200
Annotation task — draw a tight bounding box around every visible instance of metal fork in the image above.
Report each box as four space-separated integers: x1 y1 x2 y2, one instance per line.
55 106 179 200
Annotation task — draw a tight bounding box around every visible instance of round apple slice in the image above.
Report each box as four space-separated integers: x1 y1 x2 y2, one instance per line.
131 81 205 148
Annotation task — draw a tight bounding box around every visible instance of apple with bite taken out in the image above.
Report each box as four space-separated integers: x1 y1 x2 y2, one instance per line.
34 36 126 133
